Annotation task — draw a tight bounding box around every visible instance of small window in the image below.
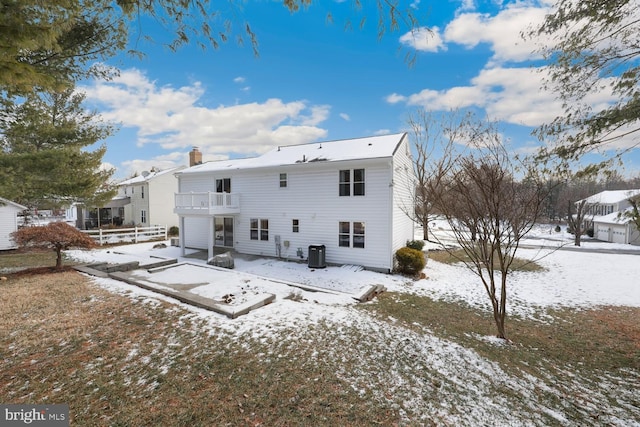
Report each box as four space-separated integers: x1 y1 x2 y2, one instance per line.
280 173 287 188
141 186 145 199
339 170 350 196
353 221 365 248
353 169 365 196
339 222 350 247
292 219 299 233
260 219 269 241
141 210 147 224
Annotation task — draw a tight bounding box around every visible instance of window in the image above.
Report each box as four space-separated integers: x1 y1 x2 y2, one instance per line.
339 169 365 196
338 221 365 248
141 185 145 199
292 219 299 233
280 173 287 188
353 169 365 196
250 218 269 241
339 170 350 196
250 219 258 240
141 210 147 224
353 222 365 248
339 222 350 247
216 178 231 193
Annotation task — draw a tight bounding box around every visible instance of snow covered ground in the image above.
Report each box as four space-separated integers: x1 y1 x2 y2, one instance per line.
63 226 640 426
66 223 640 328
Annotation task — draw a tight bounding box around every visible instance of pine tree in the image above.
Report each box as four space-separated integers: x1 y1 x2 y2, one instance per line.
0 88 115 209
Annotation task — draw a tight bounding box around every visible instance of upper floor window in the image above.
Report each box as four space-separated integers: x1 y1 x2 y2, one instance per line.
353 169 365 196
216 178 231 193
339 169 365 196
141 186 145 199
292 219 299 233
280 173 287 188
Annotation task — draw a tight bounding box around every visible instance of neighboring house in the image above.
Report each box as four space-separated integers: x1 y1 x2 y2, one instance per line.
578 189 640 245
174 133 416 272
0 197 27 250
81 166 185 229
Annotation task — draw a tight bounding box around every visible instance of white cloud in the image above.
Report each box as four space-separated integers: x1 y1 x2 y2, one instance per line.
82 69 329 161
399 26 446 53
386 66 564 127
339 113 351 121
373 129 391 136
233 76 246 83
443 3 549 63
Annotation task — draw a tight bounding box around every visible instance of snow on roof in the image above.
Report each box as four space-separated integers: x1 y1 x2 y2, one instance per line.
179 133 407 174
592 207 635 225
580 189 640 204
118 166 184 186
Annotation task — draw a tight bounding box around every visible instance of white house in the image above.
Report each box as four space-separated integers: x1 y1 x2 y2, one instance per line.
118 166 185 228
174 133 416 272
0 197 27 250
579 189 640 245
81 166 185 229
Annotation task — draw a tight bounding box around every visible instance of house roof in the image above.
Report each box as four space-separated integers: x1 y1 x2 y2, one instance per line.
178 133 408 175
580 189 640 204
0 197 27 210
592 208 635 225
118 166 185 186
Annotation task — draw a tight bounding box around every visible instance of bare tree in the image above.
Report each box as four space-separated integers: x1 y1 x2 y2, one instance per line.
566 199 595 247
431 122 546 340
406 110 471 241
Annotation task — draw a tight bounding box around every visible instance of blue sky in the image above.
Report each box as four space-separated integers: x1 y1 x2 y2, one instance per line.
80 0 639 179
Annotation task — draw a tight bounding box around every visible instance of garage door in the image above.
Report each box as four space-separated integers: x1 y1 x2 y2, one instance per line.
611 226 626 244
595 225 609 241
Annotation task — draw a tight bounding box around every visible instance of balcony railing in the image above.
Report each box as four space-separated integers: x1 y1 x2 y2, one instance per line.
174 192 240 215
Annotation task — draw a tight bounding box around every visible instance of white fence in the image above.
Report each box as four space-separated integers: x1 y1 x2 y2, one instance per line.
82 225 167 246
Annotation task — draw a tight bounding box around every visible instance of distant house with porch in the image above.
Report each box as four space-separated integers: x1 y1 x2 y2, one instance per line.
80 166 185 229
0 197 27 250
579 189 640 245
174 133 416 272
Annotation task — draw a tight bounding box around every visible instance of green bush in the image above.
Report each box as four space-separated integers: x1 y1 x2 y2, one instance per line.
406 239 425 251
168 226 179 237
395 247 426 276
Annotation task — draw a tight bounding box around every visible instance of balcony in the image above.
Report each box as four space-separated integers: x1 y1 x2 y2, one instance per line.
174 192 240 216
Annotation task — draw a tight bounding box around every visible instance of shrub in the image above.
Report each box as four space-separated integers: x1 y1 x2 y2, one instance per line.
406 239 425 251
554 225 561 233
168 226 179 236
395 247 426 276
587 228 594 238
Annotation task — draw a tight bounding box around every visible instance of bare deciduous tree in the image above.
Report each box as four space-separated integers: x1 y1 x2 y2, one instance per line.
406 110 472 241
430 122 546 340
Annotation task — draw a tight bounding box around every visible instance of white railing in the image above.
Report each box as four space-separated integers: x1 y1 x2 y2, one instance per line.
174 192 240 214
82 225 167 246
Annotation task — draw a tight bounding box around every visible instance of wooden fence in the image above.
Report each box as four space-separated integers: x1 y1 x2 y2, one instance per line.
82 225 167 246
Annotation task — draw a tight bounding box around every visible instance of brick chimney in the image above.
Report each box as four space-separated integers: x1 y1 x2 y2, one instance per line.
189 147 202 167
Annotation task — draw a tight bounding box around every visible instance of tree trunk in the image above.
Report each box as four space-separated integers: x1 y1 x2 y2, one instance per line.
55 248 63 269
422 220 429 240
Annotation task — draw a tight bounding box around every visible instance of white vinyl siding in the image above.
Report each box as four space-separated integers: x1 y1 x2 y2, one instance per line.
232 160 391 268
0 201 24 250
